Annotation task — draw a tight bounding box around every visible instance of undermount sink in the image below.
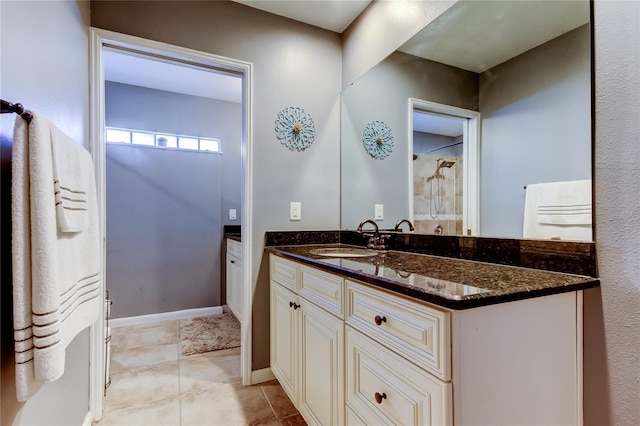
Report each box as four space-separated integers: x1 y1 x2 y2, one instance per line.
309 247 378 258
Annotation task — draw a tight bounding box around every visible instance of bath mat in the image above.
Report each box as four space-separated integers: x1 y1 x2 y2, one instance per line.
179 313 240 356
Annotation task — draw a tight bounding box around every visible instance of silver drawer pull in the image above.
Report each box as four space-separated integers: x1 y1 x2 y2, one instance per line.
374 392 387 404
374 315 387 326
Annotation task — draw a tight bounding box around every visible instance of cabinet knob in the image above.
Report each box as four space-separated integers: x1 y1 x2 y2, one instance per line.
374 392 387 404
374 315 387 326
289 301 300 310
230 260 236 264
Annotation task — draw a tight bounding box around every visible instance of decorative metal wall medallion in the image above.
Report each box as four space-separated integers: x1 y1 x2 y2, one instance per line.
275 107 316 151
362 120 394 159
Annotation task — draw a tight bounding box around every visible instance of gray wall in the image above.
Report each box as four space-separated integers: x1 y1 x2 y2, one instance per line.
586 1 640 424
105 81 242 226
106 144 223 318
479 24 591 238
0 1 91 425
105 82 241 318
92 0 342 370
341 50 478 230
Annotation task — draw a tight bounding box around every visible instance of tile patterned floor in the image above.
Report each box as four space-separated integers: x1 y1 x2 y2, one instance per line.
96 319 305 426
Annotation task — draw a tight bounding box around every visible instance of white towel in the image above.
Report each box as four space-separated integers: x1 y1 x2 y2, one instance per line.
523 179 592 241
11 113 101 401
535 179 592 225
51 124 90 232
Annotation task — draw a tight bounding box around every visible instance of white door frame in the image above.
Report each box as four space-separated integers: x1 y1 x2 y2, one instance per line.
408 98 480 235
88 28 254 420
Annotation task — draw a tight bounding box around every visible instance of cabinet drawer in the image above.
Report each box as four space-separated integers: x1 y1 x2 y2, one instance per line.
346 328 452 426
270 254 298 292
346 280 451 380
226 238 242 259
299 265 345 319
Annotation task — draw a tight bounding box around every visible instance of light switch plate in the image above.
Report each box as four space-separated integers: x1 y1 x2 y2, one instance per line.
290 202 301 221
229 209 237 220
374 204 384 220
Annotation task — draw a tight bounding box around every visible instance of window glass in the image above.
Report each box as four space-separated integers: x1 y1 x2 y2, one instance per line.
132 132 155 146
106 127 221 153
199 139 220 152
178 137 199 150
156 135 177 148
106 129 130 144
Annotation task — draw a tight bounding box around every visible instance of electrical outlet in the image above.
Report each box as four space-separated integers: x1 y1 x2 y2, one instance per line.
374 204 384 220
229 209 237 220
290 202 301 221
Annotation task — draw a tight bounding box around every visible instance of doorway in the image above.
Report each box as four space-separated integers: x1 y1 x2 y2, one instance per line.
89 29 253 420
408 98 480 236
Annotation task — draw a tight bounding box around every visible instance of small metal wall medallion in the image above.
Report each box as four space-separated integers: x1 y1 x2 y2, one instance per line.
275 107 316 151
362 120 394 159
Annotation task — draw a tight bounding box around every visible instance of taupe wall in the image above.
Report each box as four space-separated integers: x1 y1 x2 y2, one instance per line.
586 1 640 424
0 1 91 425
91 0 342 370
479 24 591 238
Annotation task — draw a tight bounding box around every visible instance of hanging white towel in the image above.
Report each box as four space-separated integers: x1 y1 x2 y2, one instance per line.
51 124 91 232
11 113 101 401
523 179 592 241
536 179 592 225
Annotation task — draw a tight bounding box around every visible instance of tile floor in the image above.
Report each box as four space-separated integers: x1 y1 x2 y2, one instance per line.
96 319 305 426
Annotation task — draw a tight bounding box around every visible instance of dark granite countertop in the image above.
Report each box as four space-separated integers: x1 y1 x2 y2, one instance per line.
266 244 600 310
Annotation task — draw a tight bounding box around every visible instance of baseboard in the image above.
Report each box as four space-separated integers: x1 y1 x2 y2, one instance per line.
82 411 93 426
251 367 276 384
109 306 224 328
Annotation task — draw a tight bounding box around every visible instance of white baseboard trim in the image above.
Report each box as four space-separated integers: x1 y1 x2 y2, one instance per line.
251 367 275 384
109 306 223 328
82 411 93 426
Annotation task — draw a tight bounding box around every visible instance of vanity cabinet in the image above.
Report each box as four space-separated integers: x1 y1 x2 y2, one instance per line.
269 253 582 426
225 238 242 320
270 255 345 426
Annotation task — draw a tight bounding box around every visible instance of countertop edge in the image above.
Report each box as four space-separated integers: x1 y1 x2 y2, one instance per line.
266 246 600 311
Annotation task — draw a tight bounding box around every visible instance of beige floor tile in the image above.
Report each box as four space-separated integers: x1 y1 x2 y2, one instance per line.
104 361 180 413
179 347 242 395
110 343 178 374
181 383 276 426
111 320 178 352
261 381 298 420
96 397 180 426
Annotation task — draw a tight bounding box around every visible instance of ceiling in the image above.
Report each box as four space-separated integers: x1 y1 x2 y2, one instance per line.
232 0 372 33
413 111 463 137
399 0 590 73
103 48 242 103
104 1 589 108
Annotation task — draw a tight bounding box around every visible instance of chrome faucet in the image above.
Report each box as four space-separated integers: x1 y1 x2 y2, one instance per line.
394 219 415 232
357 219 388 250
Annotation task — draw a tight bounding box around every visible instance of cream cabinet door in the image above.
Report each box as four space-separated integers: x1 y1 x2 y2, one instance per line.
226 254 242 320
270 282 298 402
346 327 452 426
298 298 344 426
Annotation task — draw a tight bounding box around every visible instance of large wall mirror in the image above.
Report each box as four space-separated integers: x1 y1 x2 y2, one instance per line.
341 0 592 241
